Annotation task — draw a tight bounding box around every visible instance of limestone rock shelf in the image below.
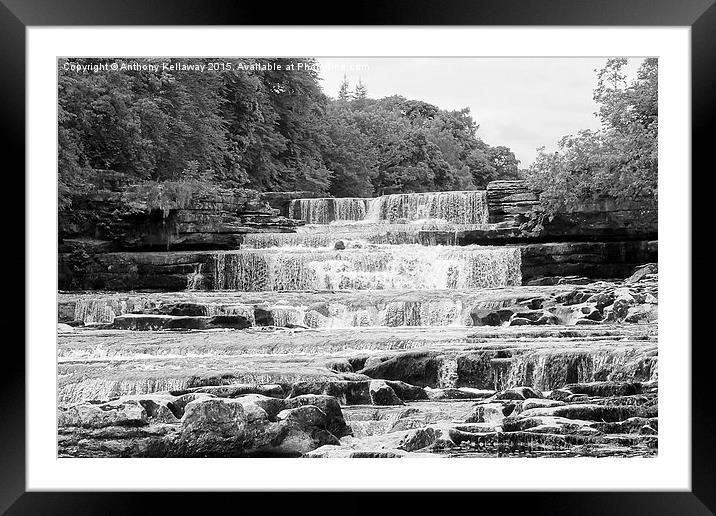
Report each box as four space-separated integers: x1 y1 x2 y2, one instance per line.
59 187 303 253
58 318 657 458
59 274 657 330
58 324 656 403
486 180 657 241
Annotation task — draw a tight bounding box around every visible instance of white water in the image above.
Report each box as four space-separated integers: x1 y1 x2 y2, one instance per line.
264 299 470 328
73 297 158 324
289 190 489 225
289 197 369 224
70 189 523 326
209 245 521 291
201 190 519 292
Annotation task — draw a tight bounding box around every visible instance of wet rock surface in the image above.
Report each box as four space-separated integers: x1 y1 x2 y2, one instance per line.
59 271 657 330
58 317 658 458
59 375 657 458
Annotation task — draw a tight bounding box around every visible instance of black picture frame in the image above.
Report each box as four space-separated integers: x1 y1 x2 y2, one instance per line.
4 0 709 513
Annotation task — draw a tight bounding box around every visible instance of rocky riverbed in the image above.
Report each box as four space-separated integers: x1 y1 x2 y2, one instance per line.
58 275 658 458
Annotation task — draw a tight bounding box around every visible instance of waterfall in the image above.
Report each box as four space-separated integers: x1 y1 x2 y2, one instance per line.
504 347 658 390
73 297 156 324
366 190 489 225
288 190 488 225
74 298 123 324
289 197 370 224
208 245 521 292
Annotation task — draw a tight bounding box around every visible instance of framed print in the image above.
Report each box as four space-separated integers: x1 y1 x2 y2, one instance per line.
4 0 711 512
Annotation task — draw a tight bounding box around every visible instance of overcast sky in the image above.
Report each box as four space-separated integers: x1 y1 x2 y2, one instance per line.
316 57 643 168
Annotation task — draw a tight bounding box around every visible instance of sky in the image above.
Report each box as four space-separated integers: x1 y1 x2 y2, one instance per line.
316 57 643 168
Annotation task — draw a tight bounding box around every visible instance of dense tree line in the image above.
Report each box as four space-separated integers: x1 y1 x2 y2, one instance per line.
527 58 658 213
58 58 520 210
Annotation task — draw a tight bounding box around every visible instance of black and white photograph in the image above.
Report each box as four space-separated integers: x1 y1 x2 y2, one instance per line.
55 56 660 459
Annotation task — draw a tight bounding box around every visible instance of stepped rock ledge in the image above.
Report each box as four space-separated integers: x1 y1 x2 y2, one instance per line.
57 181 658 458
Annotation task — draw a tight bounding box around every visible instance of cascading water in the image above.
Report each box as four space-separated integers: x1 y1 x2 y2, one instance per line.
289 190 489 225
366 190 489 225
73 297 157 324
208 245 521 291
289 197 370 224
251 191 491 250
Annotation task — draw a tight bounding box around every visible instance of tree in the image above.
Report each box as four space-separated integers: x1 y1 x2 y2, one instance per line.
57 58 229 208
337 74 352 102
322 102 377 197
528 58 657 213
353 79 368 108
58 57 523 211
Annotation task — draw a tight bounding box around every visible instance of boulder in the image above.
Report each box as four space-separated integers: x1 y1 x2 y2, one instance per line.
625 263 658 284
284 395 351 438
276 405 327 429
624 305 658 323
58 400 148 429
274 406 341 454
369 380 404 406
178 398 248 456
398 427 438 452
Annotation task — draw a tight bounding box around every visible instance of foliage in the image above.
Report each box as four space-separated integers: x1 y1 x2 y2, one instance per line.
125 179 218 218
528 58 657 213
58 58 523 210
122 160 234 219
